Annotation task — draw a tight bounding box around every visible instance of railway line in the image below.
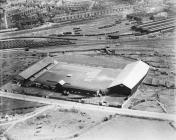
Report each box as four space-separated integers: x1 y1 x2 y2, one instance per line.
0 36 78 41
147 25 175 33
142 22 175 31
161 27 175 33
0 21 174 50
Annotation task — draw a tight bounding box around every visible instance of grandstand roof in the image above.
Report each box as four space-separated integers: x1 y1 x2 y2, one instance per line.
19 57 55 79
108 60 150 89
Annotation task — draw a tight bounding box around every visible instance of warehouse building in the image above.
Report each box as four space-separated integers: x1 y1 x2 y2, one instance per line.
17 57 149 96
131 17 176 34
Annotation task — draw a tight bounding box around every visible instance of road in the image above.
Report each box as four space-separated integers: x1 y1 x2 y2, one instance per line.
0 104 55 139
0 91 175 122
0 48 24 53
0 105 53 127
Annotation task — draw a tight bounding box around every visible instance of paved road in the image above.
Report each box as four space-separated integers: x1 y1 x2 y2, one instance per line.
0 48 24 53
0 91 175 122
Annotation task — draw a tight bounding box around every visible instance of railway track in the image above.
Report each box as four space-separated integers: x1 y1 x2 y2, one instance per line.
0 36 78 41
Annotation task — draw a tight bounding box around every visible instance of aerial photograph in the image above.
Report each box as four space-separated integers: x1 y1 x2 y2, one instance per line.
0 0 175 139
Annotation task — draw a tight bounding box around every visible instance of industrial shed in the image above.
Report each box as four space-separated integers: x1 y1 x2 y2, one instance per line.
131 17 176 34
18 57 149 96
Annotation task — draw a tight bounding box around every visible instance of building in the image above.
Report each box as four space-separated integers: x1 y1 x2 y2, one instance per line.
126 12 153 22
52 5 133 23
18 57 149 96
131 17 176 34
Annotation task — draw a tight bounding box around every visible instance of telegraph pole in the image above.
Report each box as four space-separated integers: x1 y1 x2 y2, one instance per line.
3 9 8 29
0 0 8 29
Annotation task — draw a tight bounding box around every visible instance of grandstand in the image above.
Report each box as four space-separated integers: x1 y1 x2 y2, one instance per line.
17 57 150 96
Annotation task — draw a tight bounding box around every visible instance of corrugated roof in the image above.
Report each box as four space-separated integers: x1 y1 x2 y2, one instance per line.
19 57 55 79
108 61 150 89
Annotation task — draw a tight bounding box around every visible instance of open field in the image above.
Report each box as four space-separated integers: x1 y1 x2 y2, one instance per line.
4 106 114 140
1 104 175 140
0 97 46 139
74 116 176 140
0 97 45 117
0 50 46 86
